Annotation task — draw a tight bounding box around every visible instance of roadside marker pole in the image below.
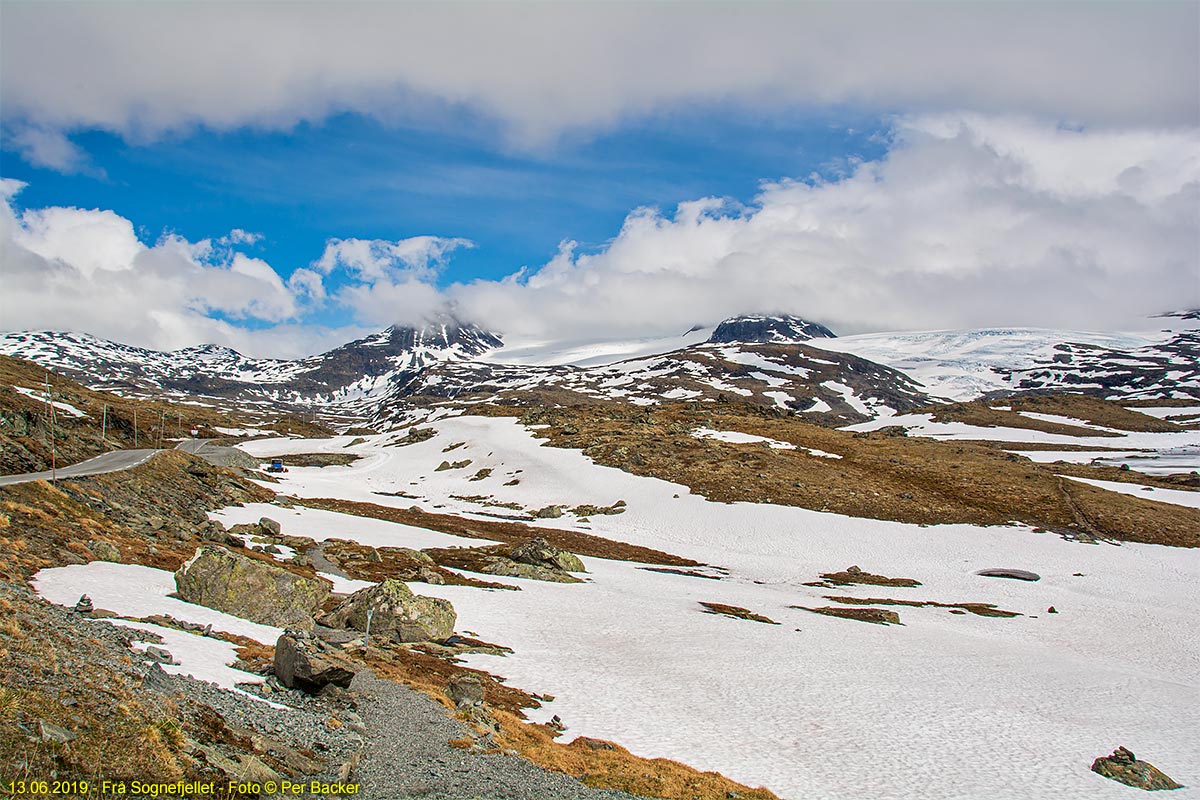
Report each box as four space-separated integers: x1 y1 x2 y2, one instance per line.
134 408 138 447
101 404 107 449
45 370 56 483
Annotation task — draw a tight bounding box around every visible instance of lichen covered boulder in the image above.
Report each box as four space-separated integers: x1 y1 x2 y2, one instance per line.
174 545 331 630
321 579 455 642
510 537 586 573
1091 746 1182 791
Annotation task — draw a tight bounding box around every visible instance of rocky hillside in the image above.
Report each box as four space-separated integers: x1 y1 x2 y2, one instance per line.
0 355 331 476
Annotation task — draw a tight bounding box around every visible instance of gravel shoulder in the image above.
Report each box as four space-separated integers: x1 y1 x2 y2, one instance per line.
349 670 646 800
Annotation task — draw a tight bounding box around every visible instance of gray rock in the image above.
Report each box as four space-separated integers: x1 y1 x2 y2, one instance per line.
321 579 455 643
175 545 331 630
258 517 282 536
144 645 178 665
89 541 122 562
446 673 484 708
510 537 586 573
274 634 356 693
976 568 1041 581
534 505 564 519
38 720 77 744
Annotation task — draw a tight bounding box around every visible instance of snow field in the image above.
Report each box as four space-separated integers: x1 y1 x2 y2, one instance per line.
223 417 1199 799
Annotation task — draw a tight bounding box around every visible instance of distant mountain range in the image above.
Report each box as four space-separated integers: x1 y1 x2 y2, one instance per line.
2 311 1197 428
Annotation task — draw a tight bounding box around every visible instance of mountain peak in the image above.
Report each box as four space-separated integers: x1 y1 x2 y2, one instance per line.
708 314 836 344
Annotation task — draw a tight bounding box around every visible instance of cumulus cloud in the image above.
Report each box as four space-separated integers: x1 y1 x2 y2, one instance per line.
3 116 1197 355
0 180 354 357
314 236 474 326
1 3 1195 158
450 116 1200 338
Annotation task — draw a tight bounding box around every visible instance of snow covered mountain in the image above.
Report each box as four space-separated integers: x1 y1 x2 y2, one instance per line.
708 314 836 344
0 320 501 415
812 311 1200 402
3 311 1196 428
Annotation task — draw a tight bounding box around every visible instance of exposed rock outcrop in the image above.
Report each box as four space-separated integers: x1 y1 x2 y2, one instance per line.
424 537 586 583
321 579 455 643
174 545 331 630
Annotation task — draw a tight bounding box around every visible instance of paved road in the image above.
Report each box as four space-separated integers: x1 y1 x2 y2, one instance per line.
174 439 209 455
0 448 161 487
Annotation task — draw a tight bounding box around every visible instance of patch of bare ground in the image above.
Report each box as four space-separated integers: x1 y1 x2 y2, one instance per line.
0 451 273 582
292 496 704 566
699 602 779 624
806 567 921 589
261 452 362 468
793 606 903 625
1046 461 1200 491
824 596 1021 618
491 711 782 800
0 583 276 798
469 401 1200 547
319 538 514 590
923 395 1181 434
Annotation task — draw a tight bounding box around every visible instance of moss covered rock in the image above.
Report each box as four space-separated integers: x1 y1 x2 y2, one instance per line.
321 579 455 642
174 545 331 630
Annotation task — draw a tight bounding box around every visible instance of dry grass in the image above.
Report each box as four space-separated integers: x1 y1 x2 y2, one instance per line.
699 602 779 625
468 401 1199 548
919 395 1181 435
293 496 703 565
490 708 781 800
824 595 1021 618
808 568 922 588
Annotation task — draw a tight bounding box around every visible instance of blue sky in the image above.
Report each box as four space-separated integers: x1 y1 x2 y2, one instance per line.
1 107 888 325
1 3 1196 357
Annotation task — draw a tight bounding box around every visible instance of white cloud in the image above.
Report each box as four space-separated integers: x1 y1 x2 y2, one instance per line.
450 116 1200 338
1 3 1195 157
5 124 95 174
3 116 1197 356
315 236 473 283
0 189 339 357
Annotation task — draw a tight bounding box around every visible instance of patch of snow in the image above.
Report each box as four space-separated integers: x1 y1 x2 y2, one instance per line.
32 562 282 645
13 386 88 417
112 620 282 706
821 381 873 415
692 428 796 450
1132 405 1200 419
1062 476 1200 509
763 391 795 410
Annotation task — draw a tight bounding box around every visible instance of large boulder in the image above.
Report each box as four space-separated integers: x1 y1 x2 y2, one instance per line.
1091 746 1181 791
510 537 585 573
273 633 356 693
175 545 331 630
321 579 455 643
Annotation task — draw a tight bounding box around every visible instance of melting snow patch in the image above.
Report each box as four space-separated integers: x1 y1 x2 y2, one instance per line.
692 427 796 450
32 562 283 644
